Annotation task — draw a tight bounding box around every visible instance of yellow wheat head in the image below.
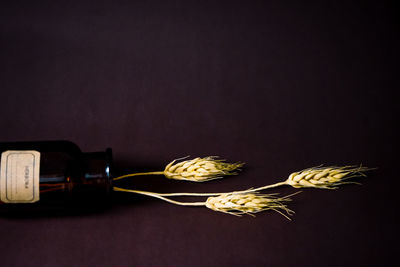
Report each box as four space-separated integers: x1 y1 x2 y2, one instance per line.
163 156 244 182
205 192 295 219
286 165 371 189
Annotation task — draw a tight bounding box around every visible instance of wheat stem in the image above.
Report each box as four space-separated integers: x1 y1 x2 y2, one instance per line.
112 181 288 199
153 181 288 197
113 171 164 181
113 186 205 206
238 181 288 193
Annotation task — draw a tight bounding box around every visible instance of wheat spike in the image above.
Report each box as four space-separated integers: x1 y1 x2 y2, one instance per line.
205 192 296 219
163 156 244 182
285 165 370 189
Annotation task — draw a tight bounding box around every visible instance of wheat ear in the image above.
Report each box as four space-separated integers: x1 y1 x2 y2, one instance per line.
113 156 244 182
205 192 297 219
284 165 371 189
163 156 244 182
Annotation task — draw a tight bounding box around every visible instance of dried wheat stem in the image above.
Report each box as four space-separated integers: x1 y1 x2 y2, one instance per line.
153 181 287 197
113 172 164 181
113 187 205 206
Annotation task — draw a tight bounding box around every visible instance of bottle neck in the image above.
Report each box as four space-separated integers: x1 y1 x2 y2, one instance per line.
75 148 113 200
83 148 113 182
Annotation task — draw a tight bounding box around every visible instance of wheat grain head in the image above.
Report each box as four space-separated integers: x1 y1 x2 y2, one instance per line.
205 192 295 219
286 165 371 189
163 156 244 182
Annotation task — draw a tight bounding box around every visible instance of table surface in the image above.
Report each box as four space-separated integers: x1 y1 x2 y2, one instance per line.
0 1 397 266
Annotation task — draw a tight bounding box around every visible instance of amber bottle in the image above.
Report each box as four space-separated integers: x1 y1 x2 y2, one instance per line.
0 140 113 215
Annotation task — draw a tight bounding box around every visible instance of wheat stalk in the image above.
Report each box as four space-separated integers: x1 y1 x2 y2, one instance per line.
113 156 244 182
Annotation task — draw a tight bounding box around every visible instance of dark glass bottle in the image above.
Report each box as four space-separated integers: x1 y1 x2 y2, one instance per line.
0 140 113 215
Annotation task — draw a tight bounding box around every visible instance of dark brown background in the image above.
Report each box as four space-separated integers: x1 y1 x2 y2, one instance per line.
0 1 398 266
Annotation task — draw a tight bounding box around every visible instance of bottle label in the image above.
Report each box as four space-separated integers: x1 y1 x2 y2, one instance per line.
0 151 40 203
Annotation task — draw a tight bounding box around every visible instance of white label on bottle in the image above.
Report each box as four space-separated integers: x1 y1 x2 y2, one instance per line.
0 150 40 203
